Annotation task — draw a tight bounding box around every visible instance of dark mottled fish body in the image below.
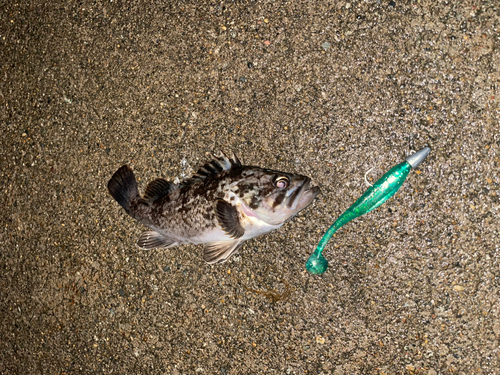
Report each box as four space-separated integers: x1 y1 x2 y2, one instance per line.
108 152 319 264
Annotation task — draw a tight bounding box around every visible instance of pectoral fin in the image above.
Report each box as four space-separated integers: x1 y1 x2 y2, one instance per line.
215 199 245 238
203 240 244 264
137 231 178 250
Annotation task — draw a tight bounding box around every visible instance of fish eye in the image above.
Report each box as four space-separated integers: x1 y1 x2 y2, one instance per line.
274 176 290 189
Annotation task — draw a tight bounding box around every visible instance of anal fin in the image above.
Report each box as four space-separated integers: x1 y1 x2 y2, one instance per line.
203 240 244 264
137 231 178 250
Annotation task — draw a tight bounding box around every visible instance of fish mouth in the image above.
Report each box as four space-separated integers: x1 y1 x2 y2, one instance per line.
285 177 320 210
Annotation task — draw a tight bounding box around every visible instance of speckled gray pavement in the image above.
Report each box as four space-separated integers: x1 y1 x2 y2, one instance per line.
1 1 499 374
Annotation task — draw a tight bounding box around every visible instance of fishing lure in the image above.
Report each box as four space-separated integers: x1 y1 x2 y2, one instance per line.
306 146 431 275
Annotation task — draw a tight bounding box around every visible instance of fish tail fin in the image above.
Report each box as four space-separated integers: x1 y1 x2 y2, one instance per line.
108 165 141 214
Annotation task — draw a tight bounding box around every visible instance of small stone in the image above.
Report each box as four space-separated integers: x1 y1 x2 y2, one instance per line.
239 77 247 82
389 0 396 6
321 41 331 51
454 285 464 292
316 336 326 344
247 62 253 68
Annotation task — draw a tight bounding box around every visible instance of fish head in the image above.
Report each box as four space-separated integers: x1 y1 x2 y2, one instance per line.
231 167 320 226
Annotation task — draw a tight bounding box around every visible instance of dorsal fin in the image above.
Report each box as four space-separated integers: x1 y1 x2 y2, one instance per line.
184 151 241 185
143 178 173 203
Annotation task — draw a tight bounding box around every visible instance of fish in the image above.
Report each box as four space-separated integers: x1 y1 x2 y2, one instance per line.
107 152 320 264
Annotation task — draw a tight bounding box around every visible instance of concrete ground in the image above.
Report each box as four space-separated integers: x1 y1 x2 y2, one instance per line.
1 1 499 374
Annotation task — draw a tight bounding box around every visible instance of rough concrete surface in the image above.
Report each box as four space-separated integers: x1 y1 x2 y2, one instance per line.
1 0 499 374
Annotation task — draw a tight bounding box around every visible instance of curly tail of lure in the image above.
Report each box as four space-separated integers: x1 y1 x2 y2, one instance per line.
306 146 431 275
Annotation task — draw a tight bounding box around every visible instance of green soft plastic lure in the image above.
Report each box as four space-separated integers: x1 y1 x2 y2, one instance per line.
306 146 431 275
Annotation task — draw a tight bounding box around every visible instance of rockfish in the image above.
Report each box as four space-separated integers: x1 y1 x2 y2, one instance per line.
107 152 320 264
